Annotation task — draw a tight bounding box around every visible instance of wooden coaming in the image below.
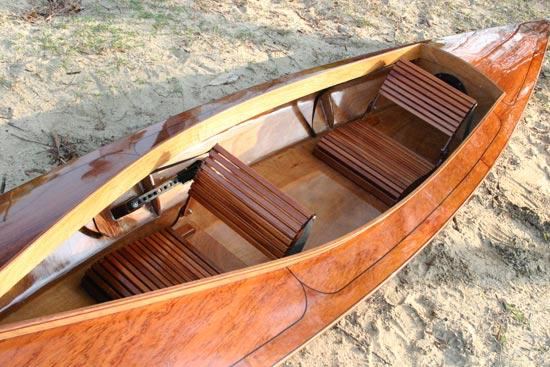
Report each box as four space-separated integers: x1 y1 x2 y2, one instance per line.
0 20 547 366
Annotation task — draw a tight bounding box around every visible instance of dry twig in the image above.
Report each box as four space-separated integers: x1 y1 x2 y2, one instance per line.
23 0 82 22
47 132 78 165
0 175 6 194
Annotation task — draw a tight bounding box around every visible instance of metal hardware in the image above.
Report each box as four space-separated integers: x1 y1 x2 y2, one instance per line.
111 160 203 220
285 215 316 256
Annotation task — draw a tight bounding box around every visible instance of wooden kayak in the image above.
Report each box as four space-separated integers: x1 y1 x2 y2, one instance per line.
0 20 547 365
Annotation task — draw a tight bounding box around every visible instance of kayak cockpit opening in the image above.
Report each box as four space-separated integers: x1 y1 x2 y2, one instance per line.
82 144 316 302
0 43 503 324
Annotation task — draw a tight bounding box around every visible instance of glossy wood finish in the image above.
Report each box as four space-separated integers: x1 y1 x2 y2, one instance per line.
82 225 221 301
314 57 478 206
380 59 477 136
0 44 421 299
190 144 314 259
0 43 497 311
315 116 435 205
0 21 546 366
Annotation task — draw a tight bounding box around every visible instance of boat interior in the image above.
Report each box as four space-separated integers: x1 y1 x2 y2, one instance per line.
0 44 503 325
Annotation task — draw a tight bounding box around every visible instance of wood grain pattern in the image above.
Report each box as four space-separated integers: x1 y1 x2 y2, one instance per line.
0 42 496 311
0 20 546 367
0 44 421 299
0 270 307 366
190 144 314 259
380 59 477 136
238 160 491 366
82 225 222 301
315 117 435 205
293 111 502 293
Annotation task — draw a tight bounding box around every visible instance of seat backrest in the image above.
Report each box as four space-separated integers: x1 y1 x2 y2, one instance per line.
379 59 477 136
189 144 314 259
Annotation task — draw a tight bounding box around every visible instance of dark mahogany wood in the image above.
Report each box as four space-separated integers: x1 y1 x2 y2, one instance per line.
314 58 477 206
315 120 435 205
380 59 477 136
190 144 314 259
82 225 221 301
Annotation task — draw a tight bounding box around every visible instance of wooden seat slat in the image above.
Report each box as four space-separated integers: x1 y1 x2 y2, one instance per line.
389 68 472 114
315 121 435 205
190 144 314 259
379 59 477 136
83 268 124 300
380 86 457 135
110 252 158 292
193 184 289 249
193 173 292 246
143 235 197 282
331 128 422 185
82 226 223 301
118 247 169 289
150 232 209 279
384 74 465 122
133 240 184 285
351 122 434 172
318 135 407 195
96 259 141 296
205 157 302 234
394 60 476 106
315 58 476 205
210 151 307 227
191 181 289 255
336 122 432 180
212 145 311 219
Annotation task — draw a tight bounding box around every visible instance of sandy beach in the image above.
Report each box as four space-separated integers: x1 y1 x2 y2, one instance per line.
0 1 548 365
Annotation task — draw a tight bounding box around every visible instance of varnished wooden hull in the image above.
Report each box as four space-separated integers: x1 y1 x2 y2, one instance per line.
0 21 547 366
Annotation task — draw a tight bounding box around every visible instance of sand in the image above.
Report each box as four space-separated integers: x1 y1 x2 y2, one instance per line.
0 1 548 365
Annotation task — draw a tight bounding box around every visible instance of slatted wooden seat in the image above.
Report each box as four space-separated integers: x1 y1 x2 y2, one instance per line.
83 145 314 301
315 58 477 205
82 225 221 301
189 144 315 259
315 120 435 205
378 59 477 137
